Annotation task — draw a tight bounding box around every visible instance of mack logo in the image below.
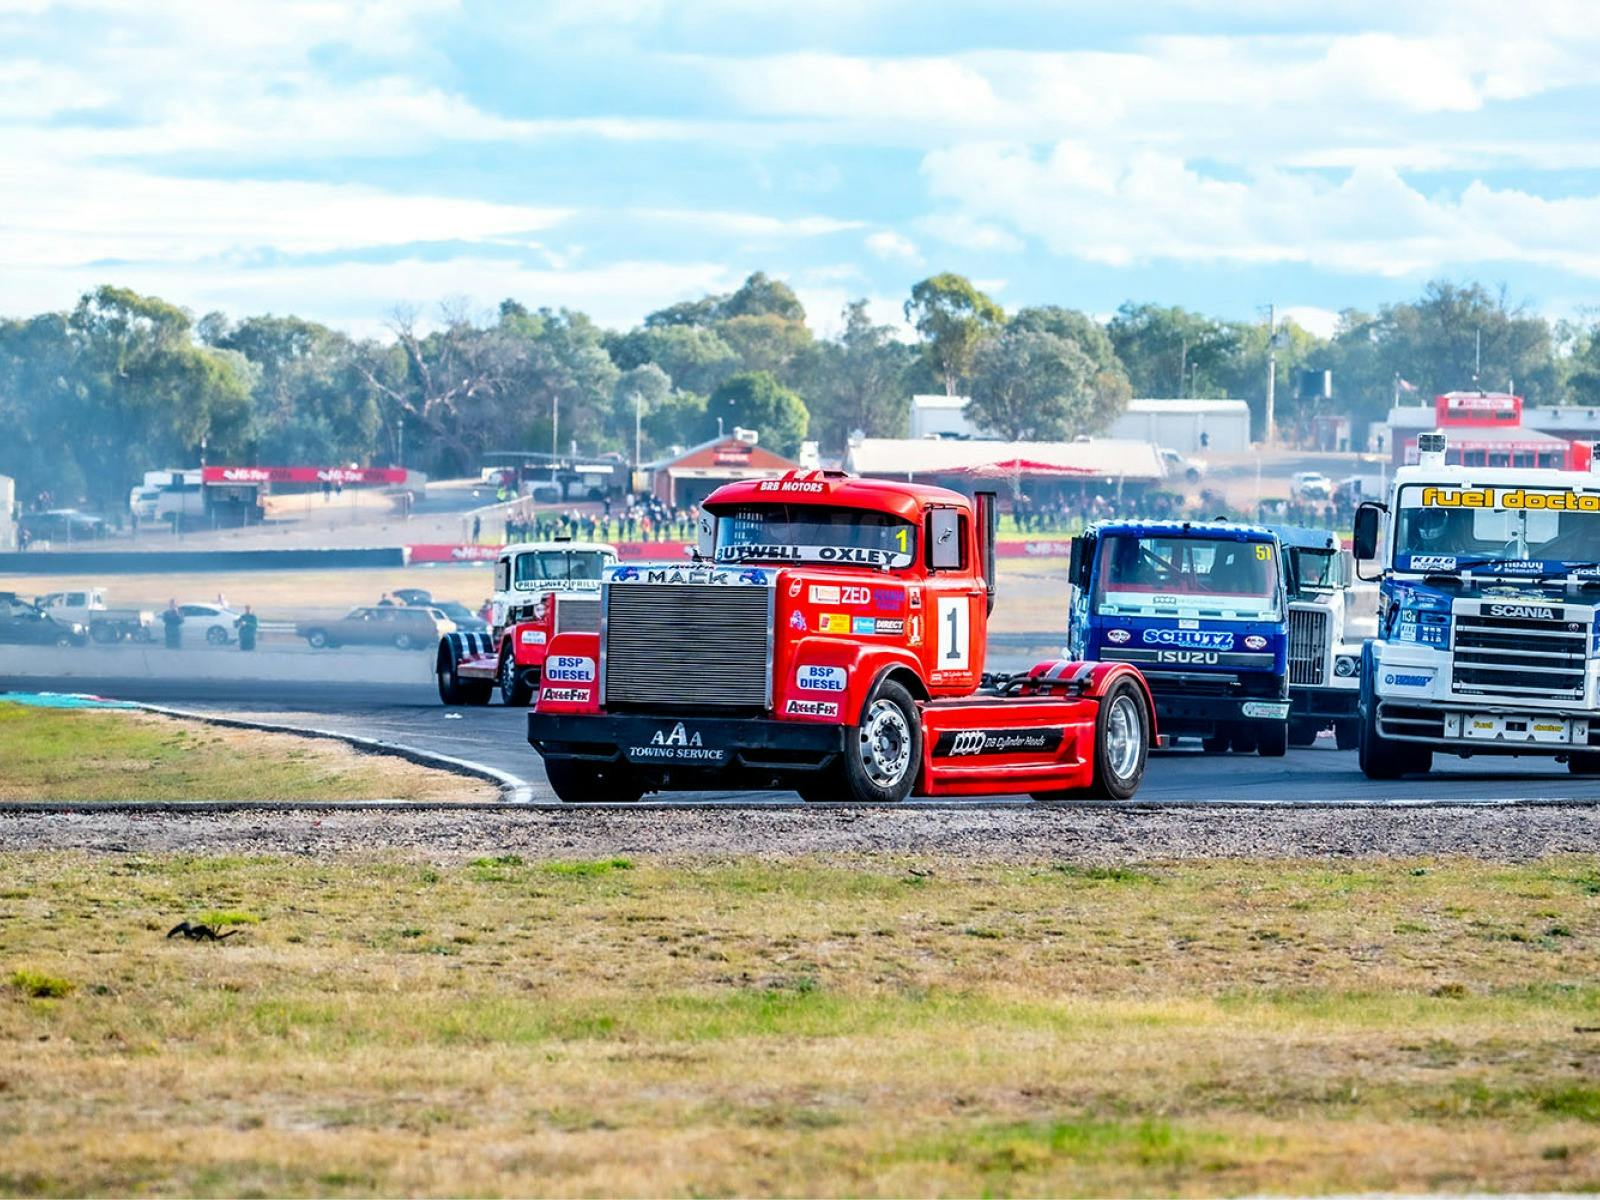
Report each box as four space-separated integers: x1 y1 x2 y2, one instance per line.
934 727 1066 757
1487 603 1558 619
1141 628 1234 649
1105 628 1131 644
651 722 701 748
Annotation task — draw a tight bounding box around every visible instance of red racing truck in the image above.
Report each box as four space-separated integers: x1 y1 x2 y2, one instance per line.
528 472 1155 803
437 539 617 705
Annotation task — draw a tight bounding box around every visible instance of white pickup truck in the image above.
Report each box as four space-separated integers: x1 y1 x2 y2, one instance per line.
35 588 156 643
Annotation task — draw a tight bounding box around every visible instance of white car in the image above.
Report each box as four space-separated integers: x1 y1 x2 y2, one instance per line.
1159 447 1207 482
1292 471 1333 501
177 602 242 645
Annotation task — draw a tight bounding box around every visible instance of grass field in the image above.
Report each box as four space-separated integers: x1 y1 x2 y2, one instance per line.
3 852 1599 1196
0 705 493 802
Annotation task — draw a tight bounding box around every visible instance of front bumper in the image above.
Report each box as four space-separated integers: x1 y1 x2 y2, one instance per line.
1291 686 1359 721
529 712 845 775
1375 699 1597 753
1148 692 1289 733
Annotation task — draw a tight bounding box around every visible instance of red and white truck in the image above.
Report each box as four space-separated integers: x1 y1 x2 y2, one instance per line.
436 540 617 705
528 472 1155 803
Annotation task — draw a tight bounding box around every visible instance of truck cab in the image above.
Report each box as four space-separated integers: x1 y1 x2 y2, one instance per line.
529 471 1156 804
1268 525 1362 750
1353 430 1600 778
1066 519 1291 755
436 540 617 705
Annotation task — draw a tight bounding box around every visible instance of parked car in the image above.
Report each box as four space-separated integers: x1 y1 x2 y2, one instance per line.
1159 447 1207 483
0 596 87 646
392 588 433 606
35 588 155 643
25 509 107 541
1291 471 1333 501
298 606 456 650
177 602 243 645
408 597 485 634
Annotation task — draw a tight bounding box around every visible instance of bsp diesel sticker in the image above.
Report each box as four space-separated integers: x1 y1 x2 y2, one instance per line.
933 727 1066 757
796 665 847 692
545 655 595 682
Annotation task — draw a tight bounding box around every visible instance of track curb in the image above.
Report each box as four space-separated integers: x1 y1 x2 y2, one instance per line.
133 703 536 804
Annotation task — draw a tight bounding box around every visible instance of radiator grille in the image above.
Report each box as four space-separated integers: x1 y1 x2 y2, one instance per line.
1288 604 1330 687
554 596 600 636
1451 608 1586 700
604 583 771 708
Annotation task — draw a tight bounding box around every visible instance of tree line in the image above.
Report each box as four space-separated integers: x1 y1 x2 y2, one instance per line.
2 274 1598 510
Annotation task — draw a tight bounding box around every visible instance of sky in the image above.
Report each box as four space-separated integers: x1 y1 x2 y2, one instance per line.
4 0 1600 340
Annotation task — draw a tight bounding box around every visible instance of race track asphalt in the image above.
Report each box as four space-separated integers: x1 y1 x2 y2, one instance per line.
9 672 1600 806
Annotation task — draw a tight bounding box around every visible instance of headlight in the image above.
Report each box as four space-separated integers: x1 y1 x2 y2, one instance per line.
1334 655 1358 677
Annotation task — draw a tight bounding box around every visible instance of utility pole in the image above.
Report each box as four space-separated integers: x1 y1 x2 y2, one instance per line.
551 395 559 460
633 391 643 478
1264 303 1277 447
397 415 405 469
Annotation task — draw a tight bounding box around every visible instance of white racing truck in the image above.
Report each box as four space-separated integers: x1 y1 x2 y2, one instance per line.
1353 430 1600 778
1271 526 1362 749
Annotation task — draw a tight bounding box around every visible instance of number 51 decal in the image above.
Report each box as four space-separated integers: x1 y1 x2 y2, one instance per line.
936 596 970 669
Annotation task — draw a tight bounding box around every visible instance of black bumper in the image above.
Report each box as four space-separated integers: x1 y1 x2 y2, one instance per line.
529 711 846 775
1147 692 1289 734
1290 687 1359 721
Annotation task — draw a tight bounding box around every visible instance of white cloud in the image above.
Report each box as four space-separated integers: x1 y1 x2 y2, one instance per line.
1280 306 1341 340
916 213 1023 254
629 209 864 238
864 230 921 265
922 140 1600 279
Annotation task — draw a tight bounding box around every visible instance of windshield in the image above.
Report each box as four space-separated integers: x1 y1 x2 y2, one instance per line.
714 505 917 569
1294 548 1343 593
513 550 612 588
1395 484 1600 574
1093 534 1281 617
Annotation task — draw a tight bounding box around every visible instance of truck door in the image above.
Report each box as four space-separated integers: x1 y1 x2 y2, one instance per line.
924 506 980 687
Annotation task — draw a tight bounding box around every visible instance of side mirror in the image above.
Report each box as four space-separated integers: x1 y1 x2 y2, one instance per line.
1352 503 1382 561
973 492 997 614
1283 548 1300 598
1068 537 1091 592
696 511 716 561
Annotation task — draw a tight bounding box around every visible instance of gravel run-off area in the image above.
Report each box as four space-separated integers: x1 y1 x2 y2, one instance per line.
3 804 1599 862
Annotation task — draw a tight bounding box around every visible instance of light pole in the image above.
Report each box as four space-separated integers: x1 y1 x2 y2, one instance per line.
397 415 405 469
633 390 643 476
1264 303 1279 447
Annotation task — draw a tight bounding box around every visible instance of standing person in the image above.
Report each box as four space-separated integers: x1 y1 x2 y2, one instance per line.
472 514 482 543
161 600 182 649
378 593 395 607
237 605 258 651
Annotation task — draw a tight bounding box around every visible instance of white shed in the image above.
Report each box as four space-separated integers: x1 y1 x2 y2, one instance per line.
1107 399 1252 454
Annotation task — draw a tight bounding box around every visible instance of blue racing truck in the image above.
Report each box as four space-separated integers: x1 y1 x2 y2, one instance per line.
1066 520 1292 755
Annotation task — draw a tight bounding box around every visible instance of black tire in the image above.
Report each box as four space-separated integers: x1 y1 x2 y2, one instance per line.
55 633 77 648
90 623 118 645
1358 691 1431 779
838 679 922 803
1256 722 1288 758
306 629 329 649
205 625 229 646
795 776 838 803
1230 728 1258 754
1201 731 1231 754
1569 752 1600 775
544 758 644 804
1334 720 1360 752
393 632 414 651
499 649 534 706
1288 719 1319 747
1084 676 1151 799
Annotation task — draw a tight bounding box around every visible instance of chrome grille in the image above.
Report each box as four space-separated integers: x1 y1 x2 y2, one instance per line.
1450 607 1586 700
603 583 772 708
1288 604 1329 687
554 596 599 636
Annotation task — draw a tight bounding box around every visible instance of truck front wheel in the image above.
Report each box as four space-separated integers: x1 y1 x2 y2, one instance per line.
837 680 921 803
1083 677 1151 799
1256 722 1288 757
544 759 644 804
499 648 534 706
1288 719 1319 747
1358 697 1431 779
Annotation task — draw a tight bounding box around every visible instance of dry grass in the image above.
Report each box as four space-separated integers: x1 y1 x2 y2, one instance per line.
2 853 1599 1195
0 705 494 803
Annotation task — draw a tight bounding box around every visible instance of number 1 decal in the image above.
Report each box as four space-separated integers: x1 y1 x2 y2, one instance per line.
936 596 969 669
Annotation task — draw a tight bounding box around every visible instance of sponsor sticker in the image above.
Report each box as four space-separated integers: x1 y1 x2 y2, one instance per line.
796 665 847 692
1410 554 1457 571
1421 487 1600 511
908 614 923 647
758 479 824 493
820 613 851 634
628 722 728 764
875 618 904 635
851 616 876 635
539 686 588 703
1142 628 1234 649
1384 672 1433 688
545 655 595 683
1243 635 1267 650
785 698 839 718
519 629 547 645
809 585 841 604
873 589 904 612
1104 627 1131 644
933 727 1066 757
789 609 808 632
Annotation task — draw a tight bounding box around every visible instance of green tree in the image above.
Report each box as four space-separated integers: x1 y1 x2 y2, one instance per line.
904 273 1004 396
612 363 673 458
719 271 806 322
805 300 914 451
1007 306 1133 432
706 370 809 457
604 323 739 396
642 391 710 453
967 330 1097 441
1107 302 1237 398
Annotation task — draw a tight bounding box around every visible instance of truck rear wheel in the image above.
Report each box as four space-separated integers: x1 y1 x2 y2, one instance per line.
1256 722 1288 758
1568 752 1600 775
1084 678 1150 799
1288 719 1319 747
437 646 492 706
499 648 534 706
834 680 921 804
544 759 644 804
90 622 118 645
1200 732 1231 754
1358 695 1431 779
1230 728 1258 754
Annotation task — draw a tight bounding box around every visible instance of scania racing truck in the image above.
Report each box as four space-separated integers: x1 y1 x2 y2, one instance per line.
437 539 616 705
1065 520 1291 755
1353 430 1600 778
1269 525 1362 749
527 471 1156 804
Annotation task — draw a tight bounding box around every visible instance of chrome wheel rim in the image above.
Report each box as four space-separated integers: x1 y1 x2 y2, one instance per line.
1104 694 1143 781
502 655 516 695
858 698 912 788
